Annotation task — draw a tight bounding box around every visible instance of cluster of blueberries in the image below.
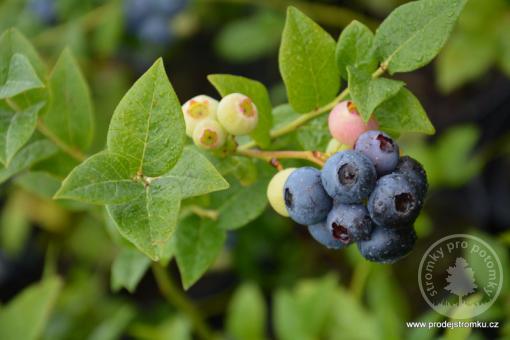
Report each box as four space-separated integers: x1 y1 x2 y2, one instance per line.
283 130 427 263
124 0 188 45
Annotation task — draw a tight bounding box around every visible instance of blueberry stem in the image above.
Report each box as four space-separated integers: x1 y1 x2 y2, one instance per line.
180 205 219 220
236 149 326 166
349 261 371 301
238 65 386 150
152 263 217 340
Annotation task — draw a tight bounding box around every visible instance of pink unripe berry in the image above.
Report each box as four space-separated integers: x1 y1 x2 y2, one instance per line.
182 95 219 137
217 93 258 136
328 101 378 147
192 118 226 150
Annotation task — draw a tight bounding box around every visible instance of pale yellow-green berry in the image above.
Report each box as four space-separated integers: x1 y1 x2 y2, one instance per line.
267 168 296 217
192 118 226 150
182 95 219 137
325 138 350 155
217 93 258 135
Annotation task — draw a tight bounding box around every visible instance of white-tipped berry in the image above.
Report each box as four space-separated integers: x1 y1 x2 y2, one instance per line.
217 93 258 135
192 118 226 149
266 168 296 217
182 95 219 137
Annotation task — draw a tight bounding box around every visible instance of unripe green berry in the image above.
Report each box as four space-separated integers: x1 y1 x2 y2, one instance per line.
182 95 219 137
217 93 258 135
267 168 296 217
192 118 226 149
325 138 350 155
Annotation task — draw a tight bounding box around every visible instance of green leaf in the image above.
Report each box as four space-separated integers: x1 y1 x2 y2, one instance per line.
107 182 181 261
0 29 47 109
43 48 94 152
54 151 143 204
347 66 404 121
107 58 185 177
208 74 273 148
0 53 44 99
279 7 340 113
111 247 151 293
0 139 58 184
227 283 267 340
211 165 271 230
0 277 61 340
0 102 43 166
0 28 47 83
175 216 226 289
335 20 378 80
296 115 330 151
374 0 467 74
158 146 229 199
0 190 31 256
326 289 379 340
88 305 136 340
374 88 435 135
437 32 496 93
273 276 338 340
215 11 284 63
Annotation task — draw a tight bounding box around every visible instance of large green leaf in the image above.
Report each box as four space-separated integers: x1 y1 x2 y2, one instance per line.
347 66 404 122
214 11 284 63
43 48 94 151
111 247 151 293
0 102 43 165
0 53 44 99
157 146 229 199
54 151 143 204
335 20 378 80
175 216 226 289
374 88 435 135
0 139 58 184
227 283 267 340
374 0 467 74
279 7 340 113
437 32 496 93
107 182 181 261
0 277 61 340
107 58 185 177
208 74 272 147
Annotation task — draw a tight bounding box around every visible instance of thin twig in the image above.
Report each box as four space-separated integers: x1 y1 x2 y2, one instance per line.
237 148 326 166
152 263 216 340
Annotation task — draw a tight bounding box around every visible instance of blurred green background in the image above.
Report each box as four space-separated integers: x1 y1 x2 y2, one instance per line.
0 0 510 339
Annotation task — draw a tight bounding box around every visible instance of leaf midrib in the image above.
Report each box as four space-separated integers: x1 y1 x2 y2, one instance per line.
382 1 454 67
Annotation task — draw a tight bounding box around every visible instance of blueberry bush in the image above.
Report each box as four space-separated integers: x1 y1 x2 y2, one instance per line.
1 0 510 339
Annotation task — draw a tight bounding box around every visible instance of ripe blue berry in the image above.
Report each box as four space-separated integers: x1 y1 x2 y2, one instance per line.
137 15 173 44
28 0 57 25
326 204 373 245
321 150 376 204
367 173 421 228
308 222 347 250
395 156 428 200
357 225 416 263
354 130 399 176
284 167 332 225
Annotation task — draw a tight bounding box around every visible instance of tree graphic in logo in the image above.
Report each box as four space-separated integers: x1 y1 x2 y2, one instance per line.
444 257 478 305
